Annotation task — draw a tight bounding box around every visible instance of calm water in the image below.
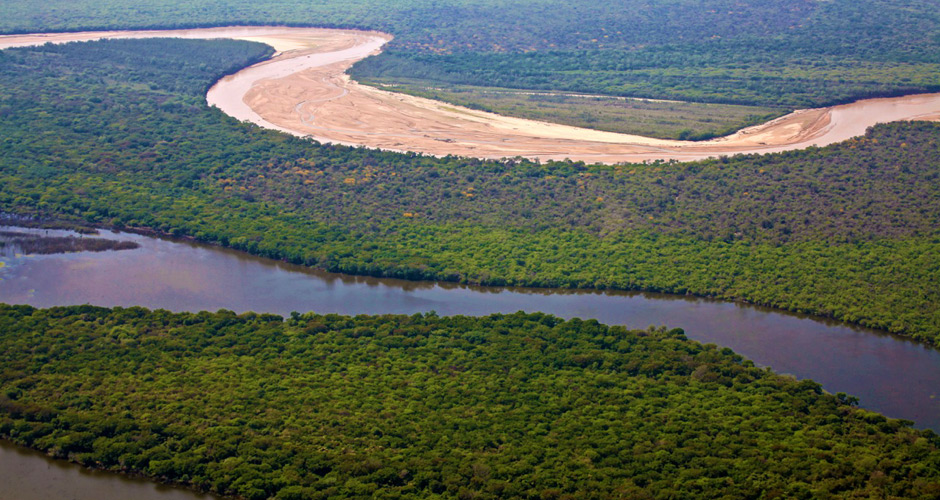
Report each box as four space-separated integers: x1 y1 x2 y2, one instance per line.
0 439 217 500
1 226 939 497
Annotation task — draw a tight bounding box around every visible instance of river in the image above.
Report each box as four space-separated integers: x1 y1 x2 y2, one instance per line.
1 226 938 426
1 226 939 497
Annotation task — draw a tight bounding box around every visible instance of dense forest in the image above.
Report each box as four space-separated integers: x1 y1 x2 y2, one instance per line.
2 305 939 499
0 39 938 345
1 0 939 110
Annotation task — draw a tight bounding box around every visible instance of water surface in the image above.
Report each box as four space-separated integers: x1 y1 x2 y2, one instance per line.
0 439 216 500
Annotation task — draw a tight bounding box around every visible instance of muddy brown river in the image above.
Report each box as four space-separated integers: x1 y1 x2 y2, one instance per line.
1 226 939 497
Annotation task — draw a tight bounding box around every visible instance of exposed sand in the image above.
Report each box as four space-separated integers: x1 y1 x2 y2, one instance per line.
3 26 939 163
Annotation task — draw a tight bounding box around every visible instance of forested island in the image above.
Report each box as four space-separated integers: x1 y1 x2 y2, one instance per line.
0 39 937 345
2 305 938 499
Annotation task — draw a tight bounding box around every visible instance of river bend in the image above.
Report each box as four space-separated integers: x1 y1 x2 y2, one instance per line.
2 27 939 163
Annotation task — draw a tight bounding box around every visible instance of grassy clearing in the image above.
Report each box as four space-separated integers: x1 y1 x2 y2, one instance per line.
371 80 787 140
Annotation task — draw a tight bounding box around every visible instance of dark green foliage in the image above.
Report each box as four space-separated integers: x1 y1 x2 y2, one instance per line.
1 39 939 345
1 304 938 499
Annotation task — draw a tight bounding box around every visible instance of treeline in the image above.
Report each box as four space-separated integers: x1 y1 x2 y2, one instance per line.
0 39 938 344
2 0 939 109
1 304 939 499
3 0 938 61
351 49 940 108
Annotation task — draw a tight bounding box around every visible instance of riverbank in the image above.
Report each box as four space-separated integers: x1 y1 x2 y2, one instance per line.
3 223 940 497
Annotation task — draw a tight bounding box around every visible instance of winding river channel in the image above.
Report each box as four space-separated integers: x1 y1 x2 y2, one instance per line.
1 227 940 495
2 26 939 163
2 25 940 498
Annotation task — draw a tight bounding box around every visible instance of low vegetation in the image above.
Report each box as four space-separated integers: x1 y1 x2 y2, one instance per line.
369 81 785 140
2 305 939 499
1 39 938 345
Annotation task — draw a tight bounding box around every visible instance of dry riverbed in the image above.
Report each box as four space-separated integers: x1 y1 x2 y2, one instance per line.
2 26 939 162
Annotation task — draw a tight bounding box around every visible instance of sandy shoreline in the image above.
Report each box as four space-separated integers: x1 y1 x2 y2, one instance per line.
3 26 939 163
